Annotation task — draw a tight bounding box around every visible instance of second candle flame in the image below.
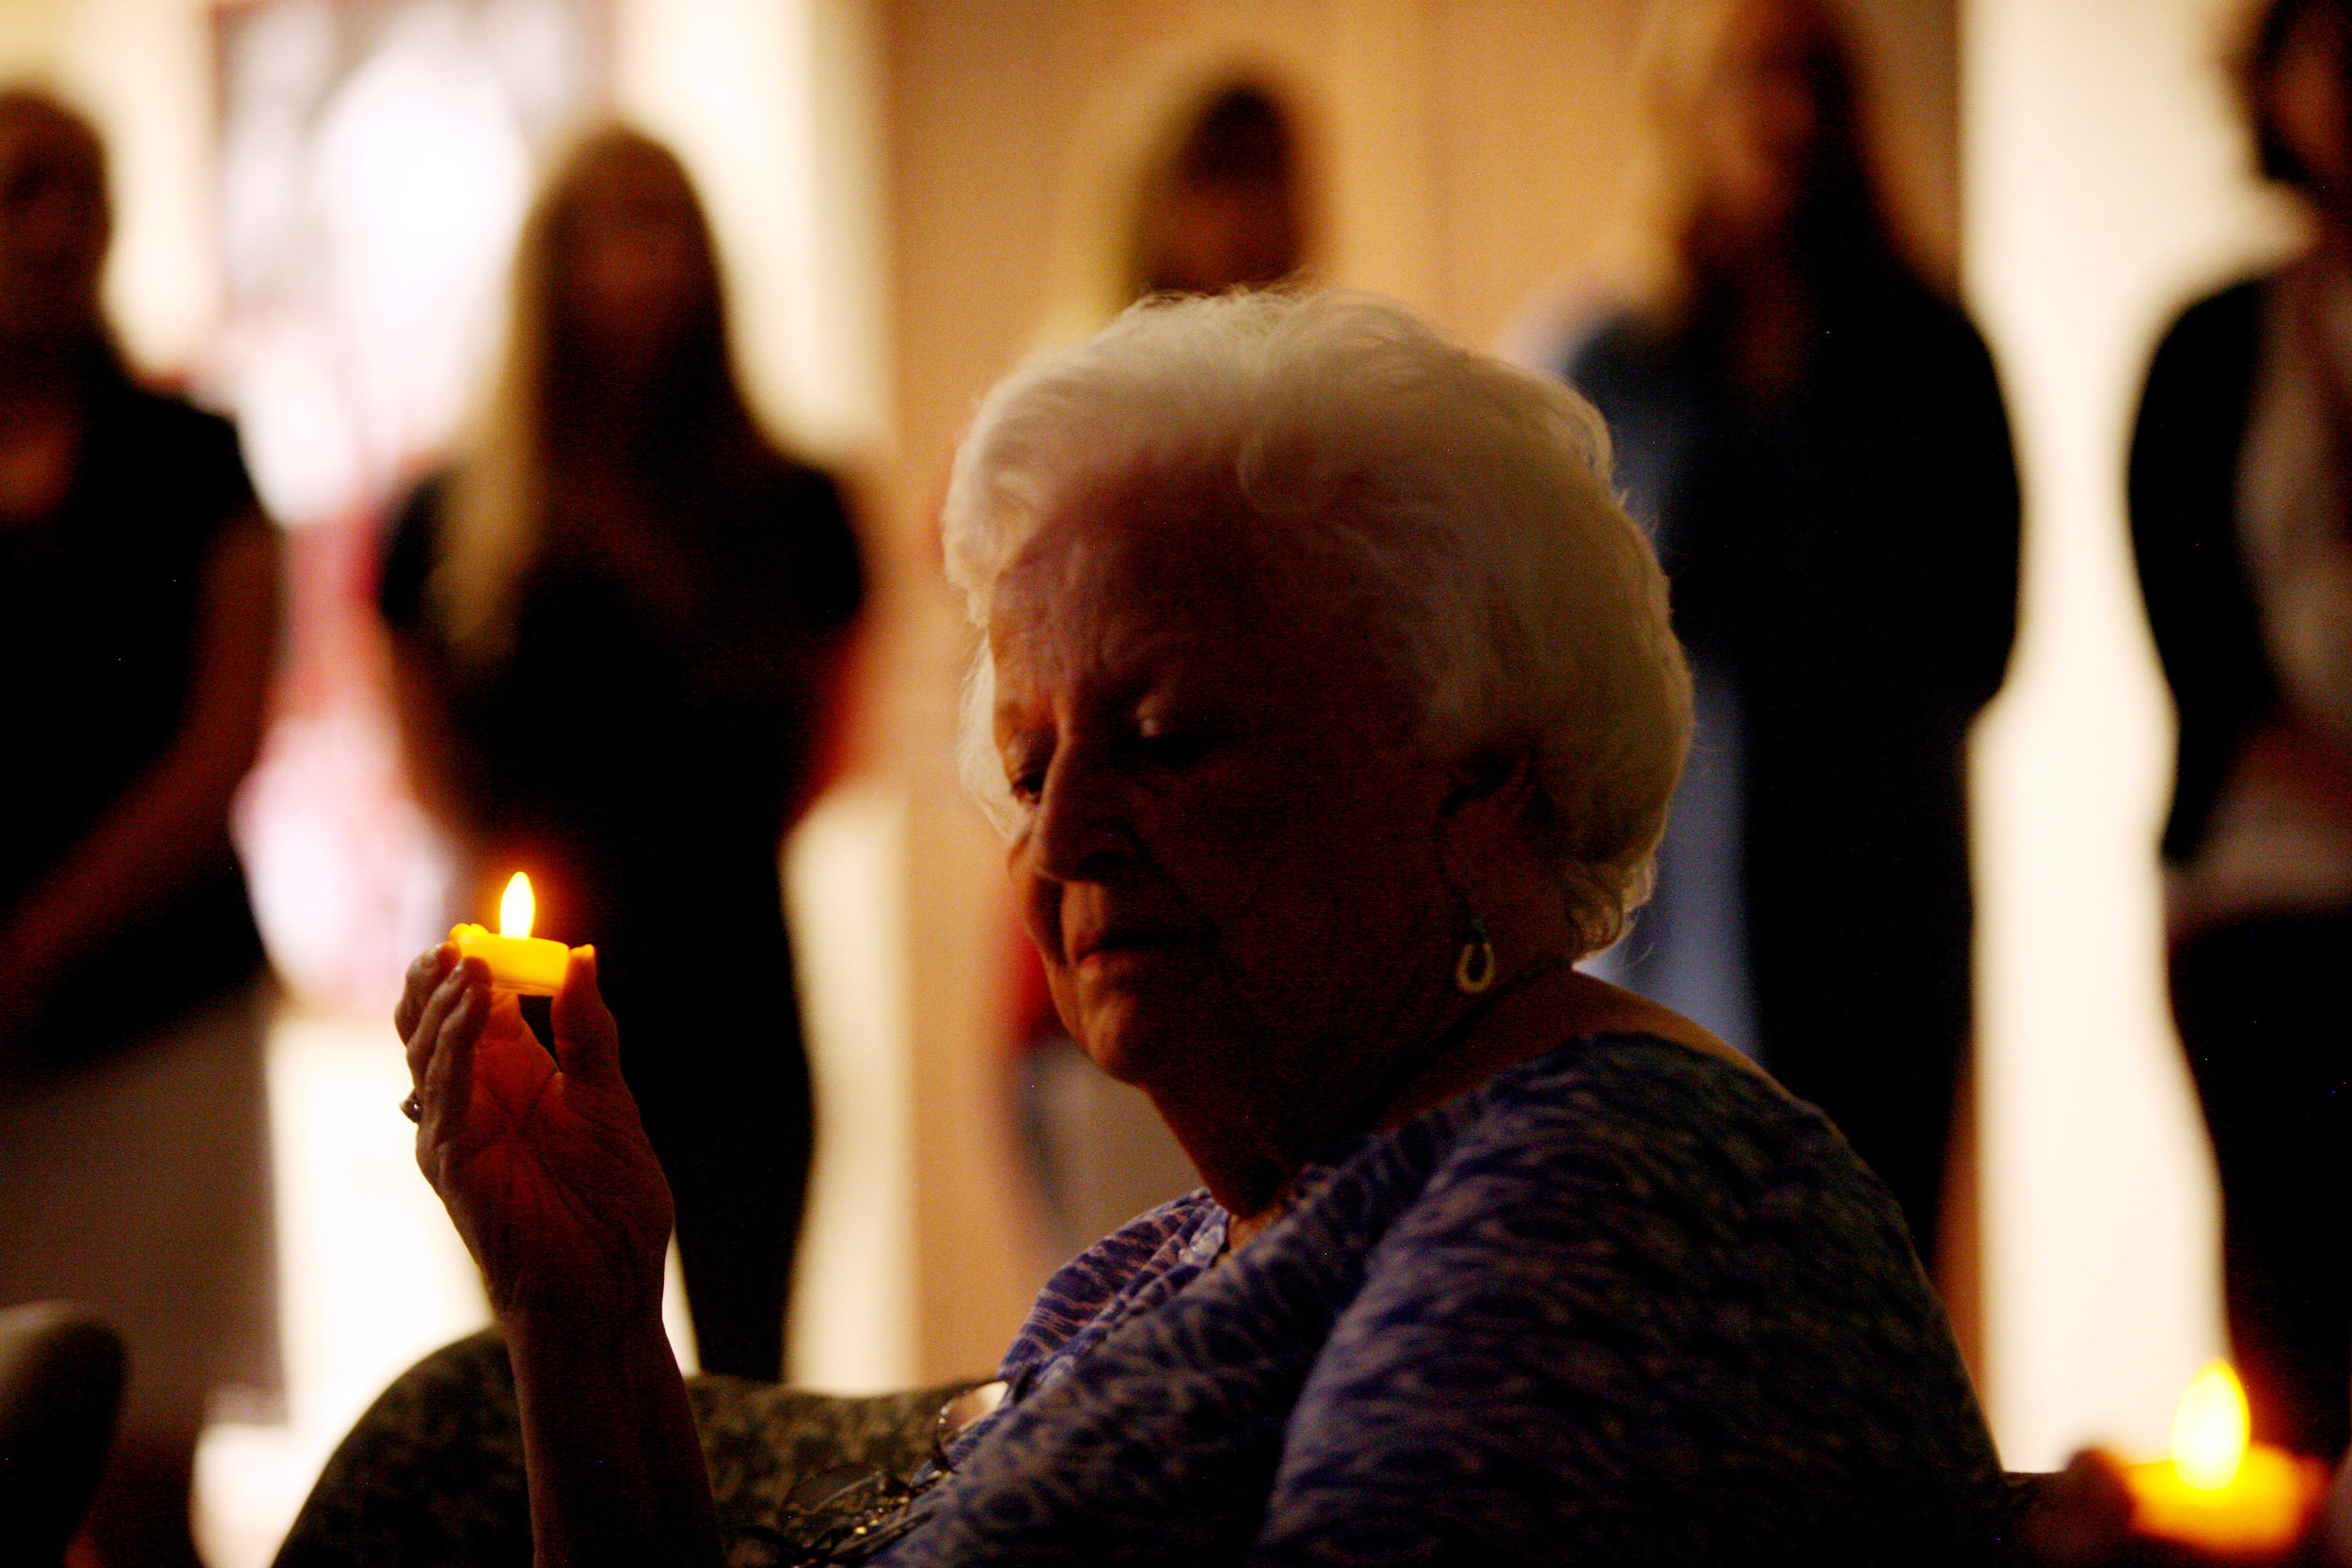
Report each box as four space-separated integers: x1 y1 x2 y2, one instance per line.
2172 1360 2249 1491
500 872 536 940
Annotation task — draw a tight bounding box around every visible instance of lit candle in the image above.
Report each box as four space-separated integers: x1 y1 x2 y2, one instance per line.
2123 1361 2327 1560
450 873 570 996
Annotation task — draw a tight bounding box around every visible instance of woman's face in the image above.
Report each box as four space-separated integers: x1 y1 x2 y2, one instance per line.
0 104 105 345
1141 178 1302 296
555 149 710 381
2269 8 2352 214
989 473 1460 1112
1696 0 1847 233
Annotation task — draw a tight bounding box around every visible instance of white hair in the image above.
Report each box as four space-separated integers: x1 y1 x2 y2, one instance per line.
943 288 1691 956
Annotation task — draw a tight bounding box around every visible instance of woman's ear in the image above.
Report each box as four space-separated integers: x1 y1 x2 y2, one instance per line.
1442 743 1530 804
1438 743 1539 853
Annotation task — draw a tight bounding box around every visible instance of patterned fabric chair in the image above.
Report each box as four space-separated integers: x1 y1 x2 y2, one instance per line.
271 1330 975 1568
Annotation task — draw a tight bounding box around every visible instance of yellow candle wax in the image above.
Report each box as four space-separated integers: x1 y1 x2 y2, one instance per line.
2128 1448 2323 1559
450 873 570 996
450 926 569 995
2123 1362 2327 1560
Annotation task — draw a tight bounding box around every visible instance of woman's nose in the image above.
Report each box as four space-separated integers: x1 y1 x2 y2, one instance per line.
1030 751 1134 884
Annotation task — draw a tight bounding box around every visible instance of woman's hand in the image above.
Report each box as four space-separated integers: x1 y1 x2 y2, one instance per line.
397 942 673 1324
400 943 723 1567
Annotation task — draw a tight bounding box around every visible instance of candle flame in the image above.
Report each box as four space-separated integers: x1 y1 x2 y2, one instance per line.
499 873 535 939
2172 1360 2249 1491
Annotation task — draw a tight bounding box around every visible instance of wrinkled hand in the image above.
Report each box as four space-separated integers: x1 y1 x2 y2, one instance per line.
398 943 674 1323
2016 1449 2136 1567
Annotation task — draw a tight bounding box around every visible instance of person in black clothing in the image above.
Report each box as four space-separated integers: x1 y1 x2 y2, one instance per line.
378 127 864 1382
2128 0 2352 1461
1558 0 2018 1276
0 88 280 1568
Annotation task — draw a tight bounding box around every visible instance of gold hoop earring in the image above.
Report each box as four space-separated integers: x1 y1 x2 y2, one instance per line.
1454 911 1496 995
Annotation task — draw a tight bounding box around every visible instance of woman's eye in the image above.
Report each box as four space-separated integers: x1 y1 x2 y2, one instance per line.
1001 743 1049 804
1133 727 1220 770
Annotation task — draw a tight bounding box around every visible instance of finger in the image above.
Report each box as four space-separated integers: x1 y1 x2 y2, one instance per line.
403 957 473 1088
395 942 459 1043
549 946 628 1092
407 954 494 1107
419 968 492 1145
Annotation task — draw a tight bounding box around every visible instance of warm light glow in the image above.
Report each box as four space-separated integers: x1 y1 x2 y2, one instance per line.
499 873 535 940
2172 1361 2249 1490
2128 1361 2320 1554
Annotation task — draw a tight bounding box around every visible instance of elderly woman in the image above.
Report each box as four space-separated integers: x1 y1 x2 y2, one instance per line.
385 291 1998 1566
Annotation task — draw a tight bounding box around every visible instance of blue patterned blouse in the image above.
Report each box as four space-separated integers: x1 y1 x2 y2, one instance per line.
875 1031 2003 1565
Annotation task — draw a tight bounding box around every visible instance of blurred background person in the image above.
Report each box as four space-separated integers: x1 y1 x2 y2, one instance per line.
2128 0 2352 1462
1039 60 1316 344
1556 0 2019 1278
376 126 865 1382
0 87 281 1568
1017 60 1320 1257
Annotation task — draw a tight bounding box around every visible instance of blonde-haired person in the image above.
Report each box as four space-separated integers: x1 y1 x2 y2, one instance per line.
1558 0 2018 1280
2129 0 2352 1464
377 127 864 1382
378 290 2002 1566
